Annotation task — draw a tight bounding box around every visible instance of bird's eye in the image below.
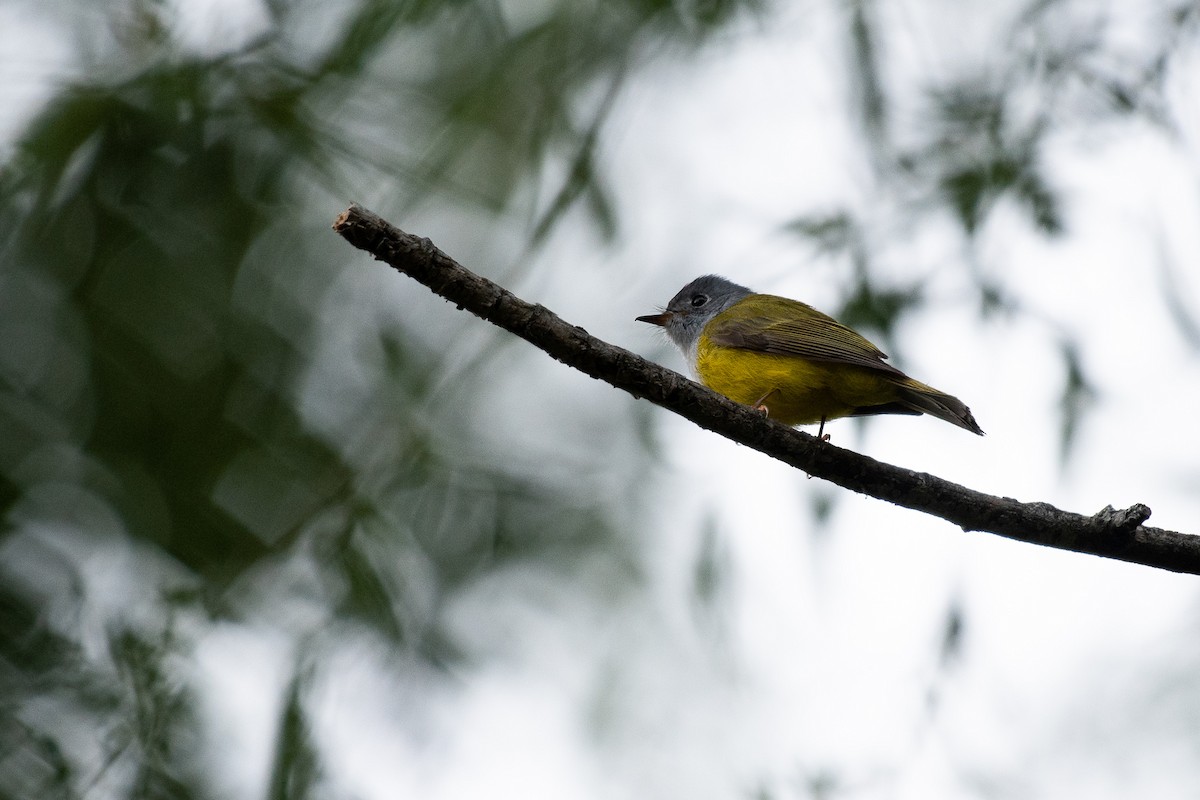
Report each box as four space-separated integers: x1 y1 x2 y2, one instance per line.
690 293 709 308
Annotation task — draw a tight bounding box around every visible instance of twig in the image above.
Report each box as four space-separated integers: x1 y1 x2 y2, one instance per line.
333 203 1200 575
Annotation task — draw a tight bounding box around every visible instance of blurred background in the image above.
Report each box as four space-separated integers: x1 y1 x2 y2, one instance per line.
3 0 1200 798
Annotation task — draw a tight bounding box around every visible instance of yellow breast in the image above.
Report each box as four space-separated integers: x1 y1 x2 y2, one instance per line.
694 334 903 426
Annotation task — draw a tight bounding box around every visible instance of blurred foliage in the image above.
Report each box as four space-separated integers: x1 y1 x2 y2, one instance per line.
3 0 1200 798
1056 337 1098 465
265 669 321 800
0 0 763 797
1158 242 1200 352
786 0 1200 461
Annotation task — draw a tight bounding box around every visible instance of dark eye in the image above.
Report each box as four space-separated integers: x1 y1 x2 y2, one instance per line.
690 293 709 308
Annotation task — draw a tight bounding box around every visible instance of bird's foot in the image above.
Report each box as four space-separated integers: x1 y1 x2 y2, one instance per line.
751 389 780 418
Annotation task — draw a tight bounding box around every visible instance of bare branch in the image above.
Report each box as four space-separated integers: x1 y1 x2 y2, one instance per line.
333 203 1200 575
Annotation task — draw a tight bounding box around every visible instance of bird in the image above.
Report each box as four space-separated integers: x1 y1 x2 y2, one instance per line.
637 275 983 438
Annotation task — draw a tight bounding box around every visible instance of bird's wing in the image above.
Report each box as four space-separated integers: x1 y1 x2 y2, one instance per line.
704 296 905 376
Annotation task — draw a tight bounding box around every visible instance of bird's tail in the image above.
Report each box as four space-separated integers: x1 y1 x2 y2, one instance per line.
896 380 984 435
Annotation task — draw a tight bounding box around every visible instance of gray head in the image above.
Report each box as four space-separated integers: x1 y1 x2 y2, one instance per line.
636 275 753 360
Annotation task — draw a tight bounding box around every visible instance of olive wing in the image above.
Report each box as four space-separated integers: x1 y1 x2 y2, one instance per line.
704 295 905 376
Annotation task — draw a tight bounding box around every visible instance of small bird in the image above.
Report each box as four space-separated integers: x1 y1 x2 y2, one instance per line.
637 275 983 438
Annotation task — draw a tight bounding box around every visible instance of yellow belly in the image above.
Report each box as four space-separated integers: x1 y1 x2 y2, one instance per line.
695 338 902 426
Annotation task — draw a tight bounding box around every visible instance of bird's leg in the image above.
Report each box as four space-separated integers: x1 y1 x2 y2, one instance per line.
802 415 832 480
751 388 780 416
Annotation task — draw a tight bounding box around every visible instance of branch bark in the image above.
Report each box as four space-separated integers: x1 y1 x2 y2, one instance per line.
333 203 1200 575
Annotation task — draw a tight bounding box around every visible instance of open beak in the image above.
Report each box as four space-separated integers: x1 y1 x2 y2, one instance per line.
636 312 671 326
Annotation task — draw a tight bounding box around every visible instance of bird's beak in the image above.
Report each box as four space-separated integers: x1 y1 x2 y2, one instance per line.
636 312 671 326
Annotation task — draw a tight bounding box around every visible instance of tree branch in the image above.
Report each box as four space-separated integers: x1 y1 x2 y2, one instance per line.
333 203 1200 575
